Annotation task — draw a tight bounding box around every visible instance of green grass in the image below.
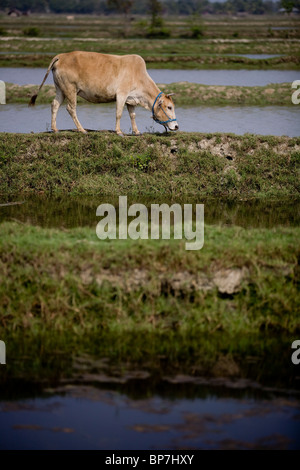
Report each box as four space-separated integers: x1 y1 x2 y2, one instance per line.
1 52 299 70
0 133 299 199
6 82 296 107
0 221 299 377
2 36 300 56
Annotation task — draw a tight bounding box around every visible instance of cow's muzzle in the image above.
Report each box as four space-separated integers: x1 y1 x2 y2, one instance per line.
168 121 179 131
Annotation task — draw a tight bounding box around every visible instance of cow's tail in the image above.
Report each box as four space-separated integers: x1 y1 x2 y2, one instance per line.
29 56 60 106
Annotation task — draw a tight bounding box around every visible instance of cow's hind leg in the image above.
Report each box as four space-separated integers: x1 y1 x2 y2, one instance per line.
51 87 64 132
66 90 87 134
127 104 140 136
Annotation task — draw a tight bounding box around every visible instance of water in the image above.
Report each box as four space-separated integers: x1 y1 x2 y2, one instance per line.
1 103 299 136
0 67 299 87
226 54 282 59
1 382 299 450
0 196 299 229
0 335 299 450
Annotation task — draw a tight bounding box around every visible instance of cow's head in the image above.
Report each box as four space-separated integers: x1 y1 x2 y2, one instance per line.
152 92 178 131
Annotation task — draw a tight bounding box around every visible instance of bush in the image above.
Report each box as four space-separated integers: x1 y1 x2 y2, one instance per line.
146 27 171 38
23 27 40 37
191 25 204 39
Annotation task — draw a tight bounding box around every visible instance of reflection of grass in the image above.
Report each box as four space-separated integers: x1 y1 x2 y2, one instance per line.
5 82 295 106
2 331 297 391
0 133 299 199
0 221 299 382
1 195 298 229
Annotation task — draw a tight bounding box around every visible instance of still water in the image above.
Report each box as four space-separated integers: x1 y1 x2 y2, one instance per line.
1 382 299 450
1 103 299 136
0 67 299 87
0 196 299 228
225 54 282 59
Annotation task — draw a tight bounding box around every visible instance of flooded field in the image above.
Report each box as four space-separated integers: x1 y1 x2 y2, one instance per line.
1 103 299 136
0 67 299 87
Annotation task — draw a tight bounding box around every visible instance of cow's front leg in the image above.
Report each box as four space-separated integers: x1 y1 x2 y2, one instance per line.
127 104 140 136
115 95 127 136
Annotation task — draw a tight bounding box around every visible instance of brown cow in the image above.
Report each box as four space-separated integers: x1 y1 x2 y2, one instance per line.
29 51 178 135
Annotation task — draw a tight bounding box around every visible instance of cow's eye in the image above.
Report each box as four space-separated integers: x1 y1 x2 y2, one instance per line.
167 106 172 110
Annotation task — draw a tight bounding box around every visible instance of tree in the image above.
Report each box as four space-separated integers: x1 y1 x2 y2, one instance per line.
281 0 295 13
148 0 163 29
147 0 170 37
107 0 133 16
107 0 134 35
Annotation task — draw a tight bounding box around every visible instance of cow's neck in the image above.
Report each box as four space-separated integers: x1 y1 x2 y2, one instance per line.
137 78 161 111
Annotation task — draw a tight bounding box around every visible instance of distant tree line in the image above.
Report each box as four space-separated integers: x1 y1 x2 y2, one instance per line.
1 0 299 15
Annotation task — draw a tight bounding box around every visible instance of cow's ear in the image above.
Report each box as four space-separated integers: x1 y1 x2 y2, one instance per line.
158 98 164 105
166 93 175 98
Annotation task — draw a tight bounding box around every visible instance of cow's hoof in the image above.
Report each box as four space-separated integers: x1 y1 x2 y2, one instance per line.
133 131 141 136
116 132 125 137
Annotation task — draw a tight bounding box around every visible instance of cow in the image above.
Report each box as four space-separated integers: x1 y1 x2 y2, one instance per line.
29 51 178 136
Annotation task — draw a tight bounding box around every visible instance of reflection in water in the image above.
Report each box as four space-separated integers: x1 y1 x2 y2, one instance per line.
0 331 299 449
1 103 299 136
0 196 299 228
0 381 299 450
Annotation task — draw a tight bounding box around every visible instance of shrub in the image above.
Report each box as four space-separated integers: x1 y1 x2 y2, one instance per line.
191 25 204 39
23 27 40 37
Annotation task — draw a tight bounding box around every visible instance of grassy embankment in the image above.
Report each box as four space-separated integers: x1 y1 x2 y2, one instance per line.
5 81 296 107
0 133 299 198
0 220 299 380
